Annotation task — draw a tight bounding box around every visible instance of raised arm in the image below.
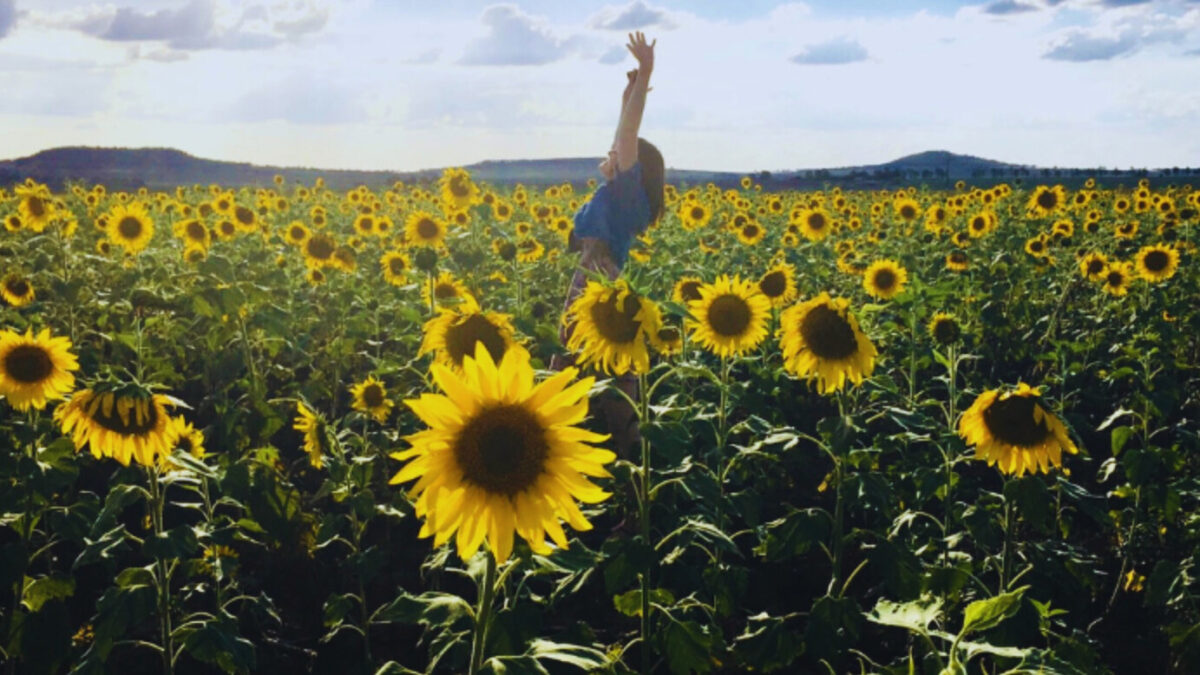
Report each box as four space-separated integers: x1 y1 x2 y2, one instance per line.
614 32 655 172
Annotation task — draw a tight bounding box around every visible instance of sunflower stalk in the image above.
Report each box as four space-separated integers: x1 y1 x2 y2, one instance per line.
145 465 175 675
468 552 498 675
637 370 653 675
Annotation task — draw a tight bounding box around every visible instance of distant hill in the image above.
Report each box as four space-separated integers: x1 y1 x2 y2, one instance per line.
0 146 1195 192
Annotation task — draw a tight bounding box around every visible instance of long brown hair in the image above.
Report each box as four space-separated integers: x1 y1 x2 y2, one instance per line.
638 137 664 225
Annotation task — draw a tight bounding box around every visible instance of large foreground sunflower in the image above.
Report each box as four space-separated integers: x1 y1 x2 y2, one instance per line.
389 344 615 563
56 388 175 467
686 275 770 358
106 202 155 254
565 280 661 375
0 328 79 411
421 306 518 372
959 382 1077 476
778 293 876 394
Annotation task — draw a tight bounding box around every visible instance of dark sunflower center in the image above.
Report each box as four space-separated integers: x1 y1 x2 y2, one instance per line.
27 196 46 218
759 271 787 298
289 226 305 240
901 205 916 219
799 304 858 360
706 294 751 337
589 292 642 344
932 318 960 344
220 222 235 236
445 314 508 366
1030 241 1043 253
4 345 53 383
972 217 985 231
177 436 194 454
362 384 385 408
199 203 214 217
657 326 680 343
691 206 704 220
449 179 470 198
1106 270 1124 286
453 404 549 496
949 251 967 265
743 224 760 239
306 236 335 260
417 219 439 239
873 268 897 290
235 206 254 225
187 221 207 241
89 396 161 436
982 395 1050 448
679 281 702 302
808 213 826 230
388 257 406 275
360 217 374 231
1037 191 1057 209
7 278 30 297
1143 250 1169 272
118 217 143 239
435 283 458 299
1086 259 1105 275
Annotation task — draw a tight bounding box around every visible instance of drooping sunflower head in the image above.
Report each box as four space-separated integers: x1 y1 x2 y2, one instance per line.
160 416 207 470
421 306 518 372
350 376 394 423
862 259 909 300
927 312 961 345
1135 244 1179 283
778 293 876 395
672 276 704 305
0 328 79 411
389 343 614 563
649 324 683 356
958 382 1077 477
757 262 797 307
685 275 771 359
55 387 175 467
945 250 969 272
566 280 661 375
293 401 326 468
1 274 35 308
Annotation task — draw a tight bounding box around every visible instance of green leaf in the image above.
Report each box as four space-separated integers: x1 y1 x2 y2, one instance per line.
1096 407 1133 431
660 617 721 675
1110 425 1135 456
371 591 473 628
21 575 76 612
733 612 802 673
960 585 1028 637
525 639 610 669
754 508 830 562
613 588 675 617
143 524 201 560
867 595 942 635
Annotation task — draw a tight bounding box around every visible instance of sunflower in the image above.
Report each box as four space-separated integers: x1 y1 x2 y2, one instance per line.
353 214 377 237
757 262 798 307
439 167 480 212
862 259 908 300
778 293 876 394
945 250 969 272
517 238 545 263
1135 244 1179 283
284 221 309 245
1101 262 1133 297
421 306 519 373
183 247 206 264
388 343 614 563
1027 185 1066 218
96 240 113 255
332 246 357 272
231 205 258 232
350 376 394 423
649 324 683 356
16 184 55 232
380 251 411 286
0 328 79 411
1114 221 1138 240
565 280 661 375
1024 235 1050 258
56 388 175 467
959 382 1077 477
405 211 447 248
1 274 35 307
679 200 711 231
928 312 961 345
293 401 326 469
1078 252 1108 281
673 276 704 304
737 221 766 246
173 219 211 251
796 208 832 241
423 272 477 310
686 275 771 359
967 212 995 238
303 233 338 268
893 197 920 222
160 416 206 470
3 214 22 232
106 202 155 254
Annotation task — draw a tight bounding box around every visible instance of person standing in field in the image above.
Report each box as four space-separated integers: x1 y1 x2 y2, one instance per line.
552 31 665 457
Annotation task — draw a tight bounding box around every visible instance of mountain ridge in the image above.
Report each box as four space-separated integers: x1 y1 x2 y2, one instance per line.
0 146 1193 192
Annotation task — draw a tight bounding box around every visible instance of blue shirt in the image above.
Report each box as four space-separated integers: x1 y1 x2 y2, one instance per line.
572 162 653 268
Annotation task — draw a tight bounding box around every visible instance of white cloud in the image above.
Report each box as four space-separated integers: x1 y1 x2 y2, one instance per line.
459 4 585 66
588 1 676 31
789 36 869 64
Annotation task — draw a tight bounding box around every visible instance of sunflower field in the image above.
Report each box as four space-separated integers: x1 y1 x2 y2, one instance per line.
1 170 1198 674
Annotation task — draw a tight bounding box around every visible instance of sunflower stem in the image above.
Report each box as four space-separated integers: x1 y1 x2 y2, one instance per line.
637 371 653 675
146 465 174 675
999 494 1013 594
468 552 498 675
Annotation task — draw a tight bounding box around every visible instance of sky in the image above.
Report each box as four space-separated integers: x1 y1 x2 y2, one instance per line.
0 0 1198 172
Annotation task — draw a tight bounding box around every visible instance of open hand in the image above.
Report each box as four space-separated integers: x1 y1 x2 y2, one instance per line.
626 31 655 72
